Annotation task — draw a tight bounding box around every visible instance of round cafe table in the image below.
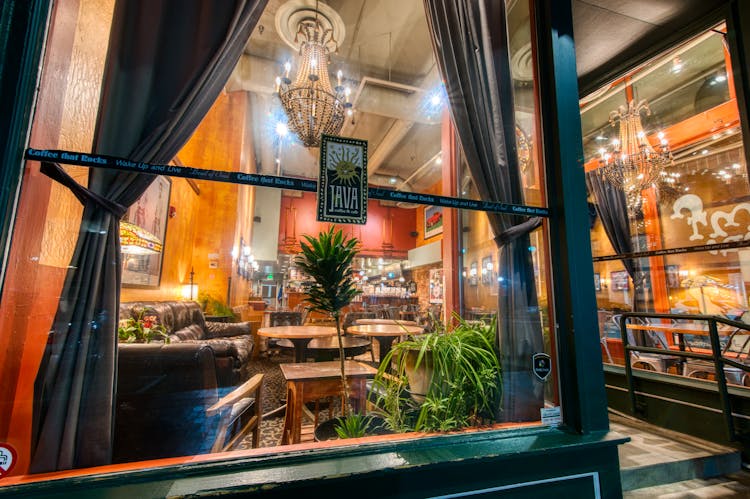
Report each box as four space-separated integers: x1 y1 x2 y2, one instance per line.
347 323 424 362
257 325 336 363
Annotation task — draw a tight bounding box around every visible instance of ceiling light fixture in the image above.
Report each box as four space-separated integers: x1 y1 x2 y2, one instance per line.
670 56 683 74
596 99 674 209
275 5 351 148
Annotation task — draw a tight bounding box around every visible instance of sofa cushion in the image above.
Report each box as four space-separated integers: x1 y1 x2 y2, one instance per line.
171 324 206 342
205 321 251 339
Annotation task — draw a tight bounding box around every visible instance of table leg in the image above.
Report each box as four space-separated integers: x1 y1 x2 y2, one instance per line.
291 338 310 363
288 381 305 444
377 336 397 362
281 383 297 445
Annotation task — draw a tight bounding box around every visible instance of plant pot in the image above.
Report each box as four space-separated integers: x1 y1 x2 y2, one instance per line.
403 349 433 403
314 415 393 442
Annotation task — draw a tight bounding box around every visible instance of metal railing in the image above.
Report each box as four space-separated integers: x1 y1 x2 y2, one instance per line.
618 312 750 441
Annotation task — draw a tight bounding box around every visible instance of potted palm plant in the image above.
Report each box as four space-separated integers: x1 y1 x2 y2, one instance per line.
372 314 502 433
295 227 361 423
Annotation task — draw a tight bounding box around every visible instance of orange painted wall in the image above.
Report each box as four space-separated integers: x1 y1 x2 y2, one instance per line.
278 191 417 257
121 92 251 306
0 0 115 475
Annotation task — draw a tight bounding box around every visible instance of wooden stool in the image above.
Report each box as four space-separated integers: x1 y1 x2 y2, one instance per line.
280 361 377 444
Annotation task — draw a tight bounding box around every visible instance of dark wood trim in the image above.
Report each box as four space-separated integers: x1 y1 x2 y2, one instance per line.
727 0 750 183
0 0 51 299
172 155 201 195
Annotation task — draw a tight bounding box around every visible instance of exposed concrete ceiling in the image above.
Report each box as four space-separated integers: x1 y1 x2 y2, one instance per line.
228 0 718 191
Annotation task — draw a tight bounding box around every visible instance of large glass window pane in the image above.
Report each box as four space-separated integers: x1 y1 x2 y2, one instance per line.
586 24 750 375
0 0 557 484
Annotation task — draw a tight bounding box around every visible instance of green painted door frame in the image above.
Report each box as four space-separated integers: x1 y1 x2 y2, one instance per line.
0 0 50 298
534 0 610 434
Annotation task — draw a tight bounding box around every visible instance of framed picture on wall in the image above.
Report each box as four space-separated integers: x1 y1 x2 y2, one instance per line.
469 261 478 286
424 205 443 239
610 270 629 291
594 273 601 291
121 176 171 288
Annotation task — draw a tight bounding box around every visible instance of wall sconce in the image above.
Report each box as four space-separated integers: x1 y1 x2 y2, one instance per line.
601 278 609 290
181 267 198 300
235 237 259 280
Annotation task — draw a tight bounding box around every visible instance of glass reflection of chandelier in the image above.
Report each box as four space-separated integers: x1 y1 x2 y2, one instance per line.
275 14 351 148
597 99 675 208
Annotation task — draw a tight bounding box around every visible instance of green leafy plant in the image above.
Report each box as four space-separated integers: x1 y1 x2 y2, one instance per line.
118 309 170 343
198 292 236 318
295 227 361 417
372 314 501 432
333 413 374 439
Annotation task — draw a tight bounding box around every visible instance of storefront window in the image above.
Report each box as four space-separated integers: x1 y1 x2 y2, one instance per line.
0 0 557 484
584 24 750 370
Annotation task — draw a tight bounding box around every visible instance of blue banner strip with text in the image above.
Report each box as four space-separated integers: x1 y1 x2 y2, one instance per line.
24 149 549 217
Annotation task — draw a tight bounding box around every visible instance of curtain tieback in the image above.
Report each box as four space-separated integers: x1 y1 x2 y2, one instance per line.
40 162 127 218
494 217 543 246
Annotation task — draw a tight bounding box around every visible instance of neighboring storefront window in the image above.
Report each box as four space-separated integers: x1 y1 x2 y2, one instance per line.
584 25 750 365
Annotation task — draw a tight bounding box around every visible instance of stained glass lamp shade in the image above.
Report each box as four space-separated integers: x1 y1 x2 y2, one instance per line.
119 221 163 255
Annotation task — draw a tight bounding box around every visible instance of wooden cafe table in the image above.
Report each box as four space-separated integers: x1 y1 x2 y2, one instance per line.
280 360 378 444
625 321 742 352
347 323 424 362
257 325 336 363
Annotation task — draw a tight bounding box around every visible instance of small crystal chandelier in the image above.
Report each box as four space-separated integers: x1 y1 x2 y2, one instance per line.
275 13 351 148
597 99 676 209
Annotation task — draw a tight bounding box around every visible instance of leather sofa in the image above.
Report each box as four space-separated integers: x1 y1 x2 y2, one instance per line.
119 301 254 386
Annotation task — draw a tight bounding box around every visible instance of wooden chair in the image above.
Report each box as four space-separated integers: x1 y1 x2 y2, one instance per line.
207 373 264 452
268 311 303 356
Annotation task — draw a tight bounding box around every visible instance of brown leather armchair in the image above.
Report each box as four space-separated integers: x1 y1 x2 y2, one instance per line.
114 343 263 462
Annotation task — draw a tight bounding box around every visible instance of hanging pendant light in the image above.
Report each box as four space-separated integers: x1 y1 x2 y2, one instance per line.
597 99 676 209
275 6 351 148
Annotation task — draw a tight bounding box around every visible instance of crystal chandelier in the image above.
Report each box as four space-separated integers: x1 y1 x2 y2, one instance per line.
275 15 351 148
597 99 675 209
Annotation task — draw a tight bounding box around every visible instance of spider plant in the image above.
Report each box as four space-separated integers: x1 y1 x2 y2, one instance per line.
372 314 501 432
295 227 361 416
333 413 373 439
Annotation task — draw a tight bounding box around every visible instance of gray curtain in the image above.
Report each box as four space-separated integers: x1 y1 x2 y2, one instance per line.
585 172 637 279
586 172 646 310
424 0 544 421
30 0 267 472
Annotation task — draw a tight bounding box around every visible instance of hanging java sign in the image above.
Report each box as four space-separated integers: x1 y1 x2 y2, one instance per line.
317 134 368 225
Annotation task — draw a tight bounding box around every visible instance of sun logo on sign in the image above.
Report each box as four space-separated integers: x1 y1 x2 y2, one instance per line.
329 146 361 186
